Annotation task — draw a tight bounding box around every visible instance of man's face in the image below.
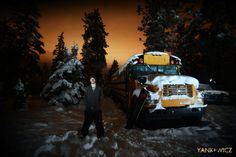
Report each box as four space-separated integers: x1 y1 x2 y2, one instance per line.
90 78 96 84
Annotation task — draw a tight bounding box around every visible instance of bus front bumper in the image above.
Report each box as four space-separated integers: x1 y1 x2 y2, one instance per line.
139 106 207 121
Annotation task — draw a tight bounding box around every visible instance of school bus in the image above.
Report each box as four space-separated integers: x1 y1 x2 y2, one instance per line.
110 51 207 128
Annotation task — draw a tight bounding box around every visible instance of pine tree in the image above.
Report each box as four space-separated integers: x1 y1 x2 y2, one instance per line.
199 0 236 89
137 0 181 53
80 9 108 85
176 8 205 79
108 59 119 81
0 1 45 92
138 0 204 77
70 43 79 59
51 32 67 71
176 0 235 87
41 44 84 106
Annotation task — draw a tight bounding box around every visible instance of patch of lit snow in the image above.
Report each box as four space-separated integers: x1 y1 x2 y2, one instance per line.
83 136 98 150
33 144 54 157
33 123 48 127
45 131 77 143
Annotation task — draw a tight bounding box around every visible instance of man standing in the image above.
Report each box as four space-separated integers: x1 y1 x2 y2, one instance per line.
80 77 104 139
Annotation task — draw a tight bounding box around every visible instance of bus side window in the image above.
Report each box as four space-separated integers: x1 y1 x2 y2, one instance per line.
128 67 133 79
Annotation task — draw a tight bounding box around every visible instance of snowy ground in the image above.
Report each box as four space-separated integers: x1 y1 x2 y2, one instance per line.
1 97 235 157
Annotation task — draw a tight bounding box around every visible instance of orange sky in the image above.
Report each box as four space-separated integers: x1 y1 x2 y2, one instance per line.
38 1 145 67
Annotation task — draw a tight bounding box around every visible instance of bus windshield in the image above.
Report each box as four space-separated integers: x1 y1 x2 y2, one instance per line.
128 65 179 79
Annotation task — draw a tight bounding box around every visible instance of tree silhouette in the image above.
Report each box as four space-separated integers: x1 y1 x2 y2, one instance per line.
108 59 119 81
51 32 67 72
137 0 181 53
137 0 202 78
0 2 45 93
80 9 108 85
199 0 236 89
177 0 236 88
176 7 205 79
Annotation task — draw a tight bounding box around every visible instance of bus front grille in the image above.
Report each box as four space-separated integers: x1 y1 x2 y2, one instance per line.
163 84 193 97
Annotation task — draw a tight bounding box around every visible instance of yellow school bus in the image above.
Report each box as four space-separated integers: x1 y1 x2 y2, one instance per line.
110 51 207 128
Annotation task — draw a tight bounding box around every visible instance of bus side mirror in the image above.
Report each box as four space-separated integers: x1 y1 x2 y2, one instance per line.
137 77 147 85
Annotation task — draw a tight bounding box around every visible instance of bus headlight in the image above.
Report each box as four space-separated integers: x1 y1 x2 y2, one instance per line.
146 84 159 92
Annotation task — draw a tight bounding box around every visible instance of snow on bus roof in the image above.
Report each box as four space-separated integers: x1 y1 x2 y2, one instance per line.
116 53 142 75
146 51 168 55
116 51 181 75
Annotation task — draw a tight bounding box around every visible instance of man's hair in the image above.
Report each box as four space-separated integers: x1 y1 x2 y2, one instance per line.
90 77 96 81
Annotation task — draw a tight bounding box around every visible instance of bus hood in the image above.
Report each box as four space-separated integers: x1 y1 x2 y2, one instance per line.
147 75 199 89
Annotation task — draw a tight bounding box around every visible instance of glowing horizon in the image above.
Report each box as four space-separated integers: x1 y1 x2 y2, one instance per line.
39 1 145 67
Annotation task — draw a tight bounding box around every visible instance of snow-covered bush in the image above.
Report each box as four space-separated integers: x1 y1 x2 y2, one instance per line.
41 44 84 106
14 78 27 109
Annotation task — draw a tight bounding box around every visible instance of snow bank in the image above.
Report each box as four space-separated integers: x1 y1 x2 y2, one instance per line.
45 131 77 143
33 144 54 157
83 136 98 150
111 142 119 150
89 124 96 131
33 123 48 127
55 107 64 112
